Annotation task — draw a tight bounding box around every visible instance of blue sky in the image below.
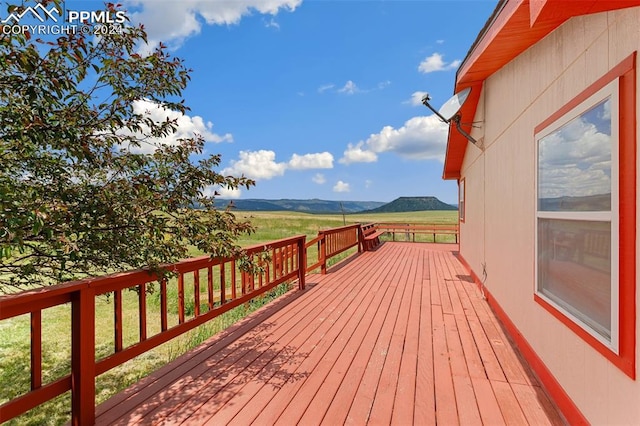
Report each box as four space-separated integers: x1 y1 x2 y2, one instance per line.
102 1 496 203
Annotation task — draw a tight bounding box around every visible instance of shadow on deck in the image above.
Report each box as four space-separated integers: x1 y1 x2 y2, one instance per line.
95 242 565 425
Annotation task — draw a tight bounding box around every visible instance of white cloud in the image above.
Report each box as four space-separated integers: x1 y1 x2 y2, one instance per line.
318 80 388 95
366 115 449 160
222 150 334 181
436 39 445 44
333 180 350 193
601 98 611 120
222 150 286 180
312 173 326 184
365 179 373 188
127 0 302 53
408 91 429 106
339 142 378 165
118 99 232 154
338 80 359 95
217 186 242 199
539 104 612 200
317 83 335 93
339 115 449 164
288 152 334 170
264 17 280 29
418 53 461 73
203 185 242 199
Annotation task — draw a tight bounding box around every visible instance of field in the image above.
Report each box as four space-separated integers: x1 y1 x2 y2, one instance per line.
0 210 457 425
232 210 459 246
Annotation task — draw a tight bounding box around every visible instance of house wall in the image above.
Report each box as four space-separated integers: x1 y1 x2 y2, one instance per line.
459 8 640 424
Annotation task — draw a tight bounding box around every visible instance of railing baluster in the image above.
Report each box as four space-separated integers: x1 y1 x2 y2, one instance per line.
207 266 214 310
292 245 297 271
288 245 293 274
297 238 306 290
194 270 200 317
220 263 226 305
160 278 168 332
272 247 277 280
178 273 185 324
320 231 327 274
265 258 270 284
139 283 147 342
283 246 288 275
30 310 42 390
114 290 123 353
231 260 237 299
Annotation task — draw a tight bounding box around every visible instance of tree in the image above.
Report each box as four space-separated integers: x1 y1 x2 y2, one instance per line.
0 1 256 292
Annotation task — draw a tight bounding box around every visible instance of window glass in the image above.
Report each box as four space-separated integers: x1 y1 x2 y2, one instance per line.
459 179 465 221
538 99 612 212
537 218 612 339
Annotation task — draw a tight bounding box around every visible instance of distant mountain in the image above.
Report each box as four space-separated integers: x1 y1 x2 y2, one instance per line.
216 198 386 213
363 196 457 213
539 193 610 211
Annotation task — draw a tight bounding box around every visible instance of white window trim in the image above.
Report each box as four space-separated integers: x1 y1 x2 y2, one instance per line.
534 78 620 353
459 179 465 222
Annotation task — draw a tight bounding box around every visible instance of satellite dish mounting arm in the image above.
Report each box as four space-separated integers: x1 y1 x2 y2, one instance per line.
421 89 480 147
451 114 478 145
421 94 450 123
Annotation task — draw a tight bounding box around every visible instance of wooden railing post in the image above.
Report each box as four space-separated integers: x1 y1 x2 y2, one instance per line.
297 237 306 290
30 311 42 390
319 231 327 275
71 287 95 426
357 225 364 253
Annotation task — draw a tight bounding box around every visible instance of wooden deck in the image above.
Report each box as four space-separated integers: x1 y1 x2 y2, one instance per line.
95 242 565 425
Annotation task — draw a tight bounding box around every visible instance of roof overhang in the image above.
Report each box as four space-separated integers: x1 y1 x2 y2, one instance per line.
442 0 640 180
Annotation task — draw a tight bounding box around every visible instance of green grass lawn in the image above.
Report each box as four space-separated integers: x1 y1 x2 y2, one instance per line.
231 210 458 245
0 210 457 425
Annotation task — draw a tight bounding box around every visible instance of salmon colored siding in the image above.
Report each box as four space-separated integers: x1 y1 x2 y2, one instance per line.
451 5 640 424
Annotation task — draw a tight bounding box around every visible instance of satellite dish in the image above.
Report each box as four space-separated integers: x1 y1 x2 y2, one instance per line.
438 87 471 121
421 86 479 147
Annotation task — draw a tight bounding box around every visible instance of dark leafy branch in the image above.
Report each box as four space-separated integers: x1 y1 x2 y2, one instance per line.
0 1 256 292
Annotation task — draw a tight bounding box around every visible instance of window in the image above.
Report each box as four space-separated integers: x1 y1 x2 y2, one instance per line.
459 178 465 222
536 88 617 347
534 54 636 378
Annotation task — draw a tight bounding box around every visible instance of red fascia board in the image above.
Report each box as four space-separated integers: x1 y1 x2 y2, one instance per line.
442 82 482 179
443 0 640 180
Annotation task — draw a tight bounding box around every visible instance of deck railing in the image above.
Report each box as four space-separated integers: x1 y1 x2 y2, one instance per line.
318 224 361 274
0 235 307 425
0 221 453 424
376 222 459 243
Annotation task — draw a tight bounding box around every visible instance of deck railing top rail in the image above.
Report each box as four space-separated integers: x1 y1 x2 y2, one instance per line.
0 235 307 318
